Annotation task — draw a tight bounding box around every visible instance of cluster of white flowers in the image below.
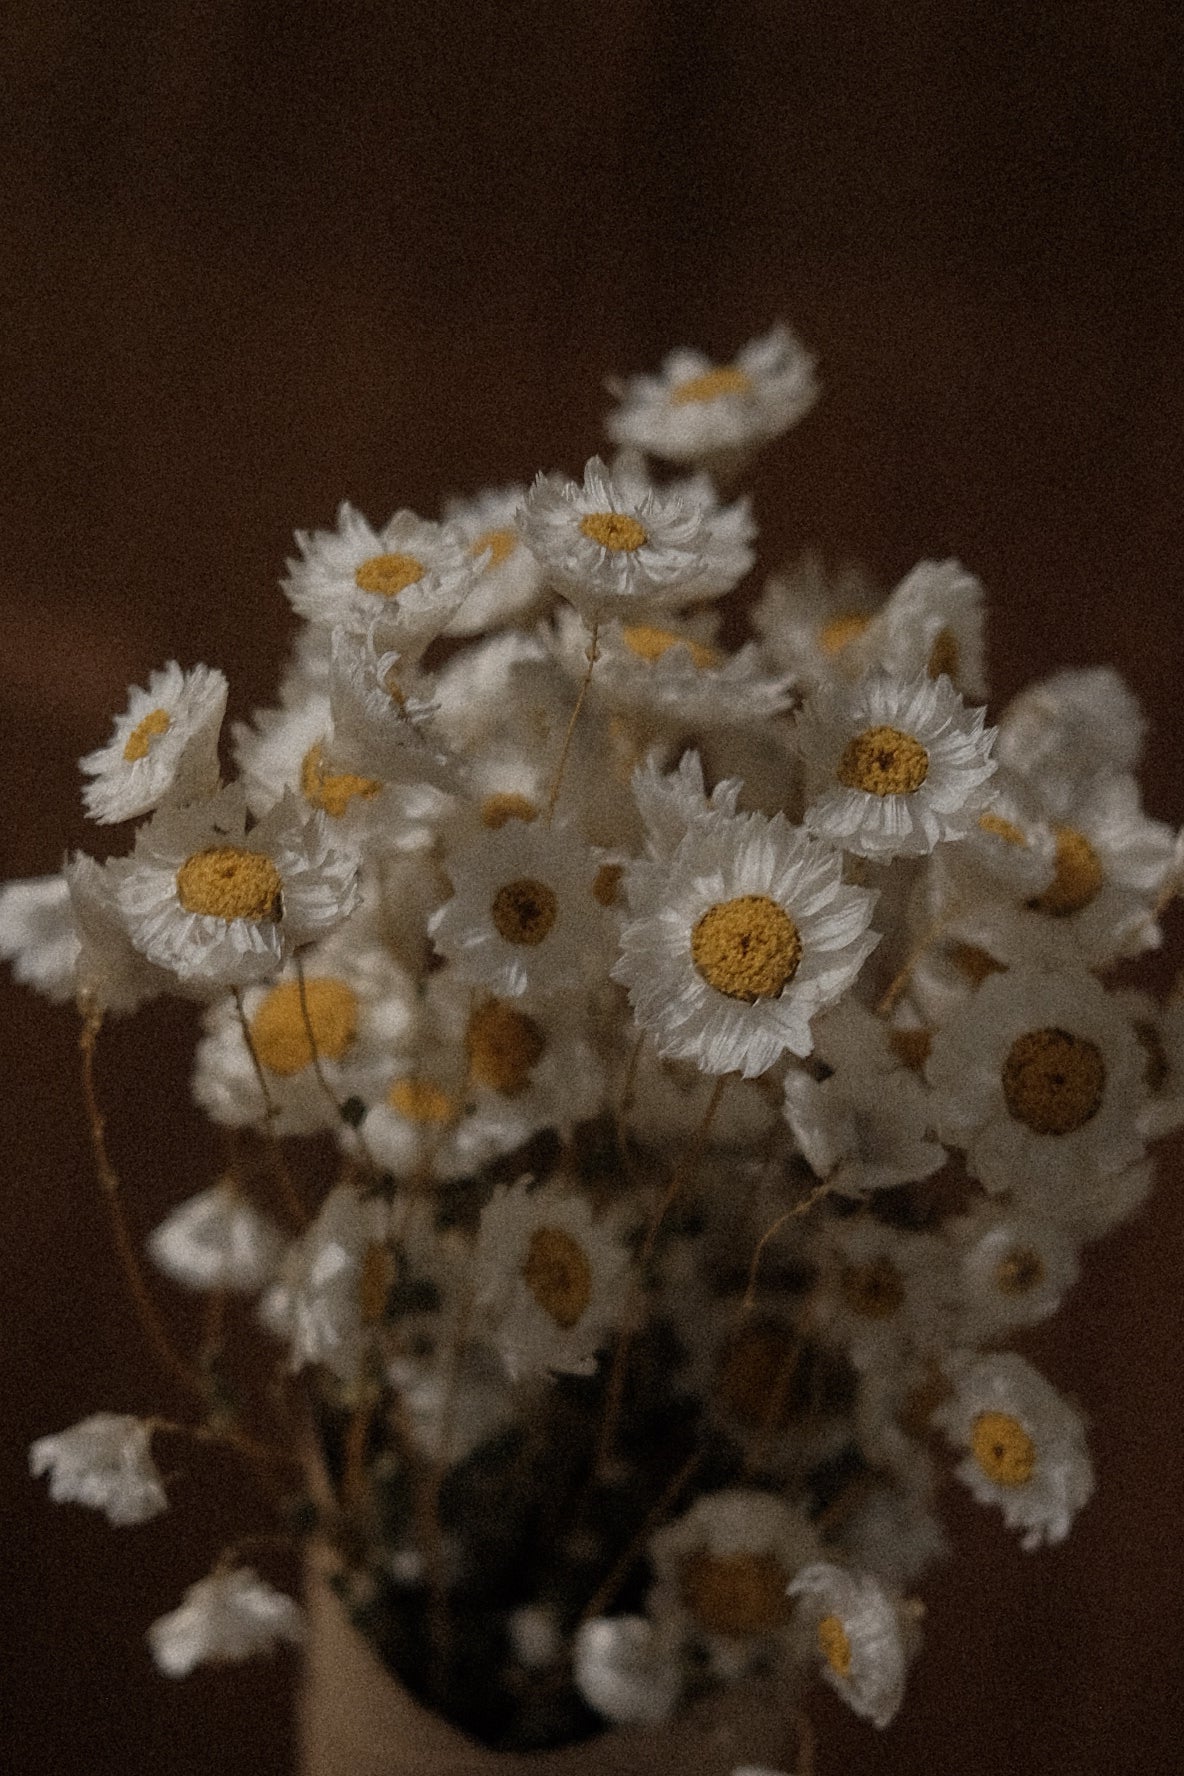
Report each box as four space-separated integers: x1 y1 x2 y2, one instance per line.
5 325 1179 1753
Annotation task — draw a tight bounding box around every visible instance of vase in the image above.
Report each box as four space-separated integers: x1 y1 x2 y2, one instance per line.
299 1543 804 1776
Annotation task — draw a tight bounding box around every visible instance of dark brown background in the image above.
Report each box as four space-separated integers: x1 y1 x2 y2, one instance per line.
2 3 1182 1772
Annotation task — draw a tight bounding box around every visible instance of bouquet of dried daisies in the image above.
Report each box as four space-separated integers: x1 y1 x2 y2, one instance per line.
4 324 1181 1762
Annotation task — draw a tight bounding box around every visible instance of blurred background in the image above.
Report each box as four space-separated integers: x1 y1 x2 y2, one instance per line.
1 2 1181 1771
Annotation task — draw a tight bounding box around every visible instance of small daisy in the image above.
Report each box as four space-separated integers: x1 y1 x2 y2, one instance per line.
630 748 743 863
471 1176 631 1379
147 1568 303 1677
925 966 1146 1200
30 1414 167 1526
65 854 173 1015
996 665 1146 797
80 661 227 825
259 1184 391 1384
869 559 987 699
572 1616 681 1725
148 1182 285 1294
282 501 478 649
783 1061 945 1197
933 1352 1094 1549
753 552 883 693
516 457 751 621
946 1204 1080 1344
805 1219 956 1373
0 873 80 1003
110 785 360 992
439 484 550 634
429 817 613 998
797 671 997 860
604 324 819 464
613 808 879 1077
647 1489 820 1681
788 1561 909 1729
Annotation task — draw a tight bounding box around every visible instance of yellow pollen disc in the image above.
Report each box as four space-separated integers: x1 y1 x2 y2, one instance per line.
620 623 720 670
354 551 425 598
950 942 1006 986
490 877 558 946
1001 1026 1105 1136
579 510 648 552
522 1226 592 1329
978 810 1028 847
927 627 960 681
1028 826 1105 917
358 1241 394 1325
670 365 753 406
470 526 517 569
592 862 623 907
465 998 545 1096
249 977 359 1076
691 895 802 1001
175 846 282 922
889 1026 932 1071
122 707 172 762
716 1321 801 1431
839 1257 906 1320
818 611 872 657
480 792 538 830
837 725 930 796
388 1077 457 1125
300 741 381 819
680 1551 791 1638
994 1246 1046 1297
971 1410 1036 1486
817 1613 853 1679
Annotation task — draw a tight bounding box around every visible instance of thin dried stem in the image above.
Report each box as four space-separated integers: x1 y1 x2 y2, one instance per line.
78 1007 207 1405
231 987 309 1228
743 1179 833 1308
544 618 599 824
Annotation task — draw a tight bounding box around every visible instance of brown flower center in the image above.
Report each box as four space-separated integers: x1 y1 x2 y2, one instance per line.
620 624 720 670
354 551 426 598
387 1077 458 1125
1001 1027 1105 1135
818 611 872 657
465 999 546 1096
122 707 172 762
670 365 754 405
715 1321 802 1431
839 1257 905 1319
680 1550 791 1637
469 526 517 569
1027 826 1104 917
817 1613 853 1677
971 1410 1035 1486
300 741 381 819
480 793 538 830
490 878 558 946
522 1227 592 1328
837 725 929 796
994 1246 1046 1296
579 511 648 552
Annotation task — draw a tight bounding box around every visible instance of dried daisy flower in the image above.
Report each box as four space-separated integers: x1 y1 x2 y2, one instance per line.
788 1561 909 1729
30 1414 168 1527
147 1568 303 1677
79 660 228 825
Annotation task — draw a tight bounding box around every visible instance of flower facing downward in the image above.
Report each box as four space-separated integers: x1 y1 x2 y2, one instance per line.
148 1183 285 1294
147 1568 303 1676
613 809 878 1076
30 1414 167 1526
80 661 228 825
788 1561 908 1729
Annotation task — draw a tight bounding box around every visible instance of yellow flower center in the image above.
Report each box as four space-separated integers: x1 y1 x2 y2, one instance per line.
818 612 872 657
1027 826 1104 917
358 1240 394 1325
480 792 538 830
300 741 382 819
579 511 648 552
122 707 172 762
817 1613 853 1678
716 1320 802 1431
469 526 517 569
465 999 546 1096
994 1246 1046 1296
592 862 624 907
490 878 558 946
839 1257 905 1319
354 551 426 598
175 847 282 922
387 1077 458 1125
971 1410 1036 1486
522 1226 592 1329
1001 1026 1105 1135
927 627 960 681
620 624 720 670
837 725 930 796
889 1026 932 1071
670 365 754 405
249 977 359 1076
691 895 802 1001
680 1551 791 1638
978 810 1028 847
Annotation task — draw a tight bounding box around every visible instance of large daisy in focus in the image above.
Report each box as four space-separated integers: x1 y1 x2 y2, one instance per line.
612 809 878 1077
797 670 997 860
